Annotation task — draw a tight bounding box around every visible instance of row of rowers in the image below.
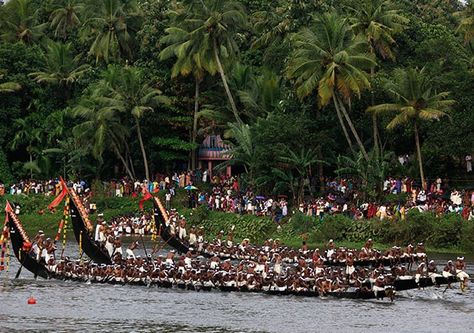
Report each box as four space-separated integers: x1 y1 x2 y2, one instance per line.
47 251 469 293
168 216 430 264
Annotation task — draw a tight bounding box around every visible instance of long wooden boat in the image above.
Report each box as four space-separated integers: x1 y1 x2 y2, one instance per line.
152 197 419 267
68 188 112 265
50 270 460 300
153 196 191 254
5 202 50 279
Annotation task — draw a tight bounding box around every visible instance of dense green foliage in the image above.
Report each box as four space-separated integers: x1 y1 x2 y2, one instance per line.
0 0 473 200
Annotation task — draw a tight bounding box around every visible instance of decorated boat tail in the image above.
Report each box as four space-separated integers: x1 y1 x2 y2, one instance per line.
153 196 191 254
4 201 50 279
68 188 112 265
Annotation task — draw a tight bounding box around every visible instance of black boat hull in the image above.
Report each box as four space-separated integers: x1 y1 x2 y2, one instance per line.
6 210 50 279
68 189 112 265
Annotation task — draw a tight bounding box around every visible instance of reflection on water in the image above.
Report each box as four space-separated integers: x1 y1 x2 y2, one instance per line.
0 243 473 333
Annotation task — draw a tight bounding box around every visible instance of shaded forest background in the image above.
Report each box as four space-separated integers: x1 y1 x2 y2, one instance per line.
0 0 473 200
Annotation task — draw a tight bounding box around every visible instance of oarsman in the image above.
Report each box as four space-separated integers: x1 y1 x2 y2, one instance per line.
210 255 220 269
188 226 197 246
166 250 175 266
345 253 355 277
239 238 250 252
427 260 442 284
113 236 123 257
126 241 139 259
301 241 309 254
178 216 187 240
443 260 456 288
105 235 115 257
415 262 426 285
326 239 336 260
32 230 45 261
216 230 224 246
226 229 234 247
416 243 426 259
372 275 386 299
361 239 374 259
273 254 282 275
455 257 469 290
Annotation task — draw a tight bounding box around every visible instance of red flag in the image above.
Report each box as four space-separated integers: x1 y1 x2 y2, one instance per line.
5 201 13 213
138 190 153 210
48 177 68 211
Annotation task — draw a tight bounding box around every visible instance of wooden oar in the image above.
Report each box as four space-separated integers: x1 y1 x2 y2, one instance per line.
14 258 25 279
139 234 150 263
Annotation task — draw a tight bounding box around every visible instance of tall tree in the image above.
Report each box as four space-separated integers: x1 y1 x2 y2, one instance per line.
456 0 474 44
29 40 90 86
164 0 248 123
159 16 206 170
72 100 134 179
347 0 408 153
0 0 47 43
48 0 83 39
367 67 455 189
287 12 375 161
93 65 170 180
11 118 42 179
81 0 141 63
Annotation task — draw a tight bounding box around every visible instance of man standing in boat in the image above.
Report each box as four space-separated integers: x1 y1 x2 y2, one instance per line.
455 257 469 290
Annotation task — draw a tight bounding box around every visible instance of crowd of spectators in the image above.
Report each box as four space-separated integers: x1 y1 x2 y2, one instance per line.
2 172 474 222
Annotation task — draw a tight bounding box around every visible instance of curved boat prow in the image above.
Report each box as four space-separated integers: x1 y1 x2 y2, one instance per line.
68 188 112 265
5 201 50 279
153 196 190 254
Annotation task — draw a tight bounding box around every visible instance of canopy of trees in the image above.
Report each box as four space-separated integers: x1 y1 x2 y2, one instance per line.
0 0 473 201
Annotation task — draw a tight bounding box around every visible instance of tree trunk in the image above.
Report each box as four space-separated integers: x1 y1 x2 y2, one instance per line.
213 38 242 124
113 145 134 180
370 66 380 157
191 78 200 170
29 151 33 179
414 122 426 190
135 118 150 180
332 95 355 153
125 142 136 179
335 95 369 161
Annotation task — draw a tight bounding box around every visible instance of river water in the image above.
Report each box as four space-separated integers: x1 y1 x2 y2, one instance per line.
0 239 473 333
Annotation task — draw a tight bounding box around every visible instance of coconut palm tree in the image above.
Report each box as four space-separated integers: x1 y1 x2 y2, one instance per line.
367 67 455 189
29 40 90 86
279 146 323 204
11 118 42 179
163 0 247 123
456 0 474 44
159 14 206 170
347 0 408 153
48 0 83 39
93 65 170 180
221 122 259 188
81 0 141 63
287 12 375 161
0 0 47 43
72 99 134 179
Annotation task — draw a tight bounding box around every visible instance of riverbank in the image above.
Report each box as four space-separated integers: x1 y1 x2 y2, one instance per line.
1 192 473 254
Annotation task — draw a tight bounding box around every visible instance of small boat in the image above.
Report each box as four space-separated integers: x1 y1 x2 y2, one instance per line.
5 202 50 279
68 188 112 265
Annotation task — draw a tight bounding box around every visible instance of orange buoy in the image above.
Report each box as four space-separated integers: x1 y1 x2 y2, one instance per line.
27 296 36 305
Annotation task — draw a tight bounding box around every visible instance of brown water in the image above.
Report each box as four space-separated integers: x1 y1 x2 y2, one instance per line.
0 241 473 333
